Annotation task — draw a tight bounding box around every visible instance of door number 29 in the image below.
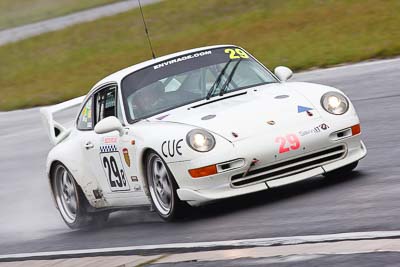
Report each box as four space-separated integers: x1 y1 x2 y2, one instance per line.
275 134 301 154
103 155 128 190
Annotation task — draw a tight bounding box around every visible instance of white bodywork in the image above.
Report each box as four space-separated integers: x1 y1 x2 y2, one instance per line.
41 45 367 210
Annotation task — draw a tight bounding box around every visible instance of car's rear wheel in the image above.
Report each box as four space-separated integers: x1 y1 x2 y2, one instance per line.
146 152 188 221
52 163 109 229
324 161 358 178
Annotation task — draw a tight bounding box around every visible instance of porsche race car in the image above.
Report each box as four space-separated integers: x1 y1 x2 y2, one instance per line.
40 45 367 228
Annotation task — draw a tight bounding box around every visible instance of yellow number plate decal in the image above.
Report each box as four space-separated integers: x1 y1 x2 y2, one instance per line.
224 48 249 59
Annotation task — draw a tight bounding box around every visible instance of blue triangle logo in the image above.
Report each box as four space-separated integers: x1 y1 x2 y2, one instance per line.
298 105 313 113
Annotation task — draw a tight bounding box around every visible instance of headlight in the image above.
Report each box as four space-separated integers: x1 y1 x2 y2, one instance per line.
321 92 349 115
186 129 215 152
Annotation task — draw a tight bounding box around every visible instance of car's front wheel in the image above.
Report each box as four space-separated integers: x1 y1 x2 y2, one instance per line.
52 163 109 229
146 152 187 221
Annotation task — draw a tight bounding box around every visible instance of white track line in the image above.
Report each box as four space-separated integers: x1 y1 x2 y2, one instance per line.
0 0 161 46
2 230 400 261
295 56 400 76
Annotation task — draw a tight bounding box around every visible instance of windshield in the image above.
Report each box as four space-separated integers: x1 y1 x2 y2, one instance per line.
121 46 278 123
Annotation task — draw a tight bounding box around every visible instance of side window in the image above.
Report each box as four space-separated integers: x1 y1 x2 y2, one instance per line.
95 86 117 125
77 97 93 130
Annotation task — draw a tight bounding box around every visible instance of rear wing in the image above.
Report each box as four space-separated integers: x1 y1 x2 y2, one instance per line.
40 96 85 145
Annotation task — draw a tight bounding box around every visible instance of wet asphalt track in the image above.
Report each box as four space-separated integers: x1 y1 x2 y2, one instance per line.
0 58 399 256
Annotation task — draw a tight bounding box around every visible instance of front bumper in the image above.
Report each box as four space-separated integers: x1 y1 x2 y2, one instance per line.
169 123 367 206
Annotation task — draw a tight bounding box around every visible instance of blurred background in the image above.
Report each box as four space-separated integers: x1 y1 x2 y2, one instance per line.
0 0 399 111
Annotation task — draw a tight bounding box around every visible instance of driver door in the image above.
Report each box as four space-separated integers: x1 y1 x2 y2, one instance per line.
83 84 148 206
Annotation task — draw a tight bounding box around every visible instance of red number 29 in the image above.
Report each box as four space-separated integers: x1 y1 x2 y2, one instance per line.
275 134 301 154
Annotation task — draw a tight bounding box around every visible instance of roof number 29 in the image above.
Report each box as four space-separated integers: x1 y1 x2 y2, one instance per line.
275 134 301 154
225 48 249 59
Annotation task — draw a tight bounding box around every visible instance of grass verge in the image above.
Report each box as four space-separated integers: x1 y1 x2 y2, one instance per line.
0 0 399 110
0 0 123 30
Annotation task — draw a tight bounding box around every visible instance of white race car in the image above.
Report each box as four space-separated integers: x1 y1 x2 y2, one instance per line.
41 45 367 228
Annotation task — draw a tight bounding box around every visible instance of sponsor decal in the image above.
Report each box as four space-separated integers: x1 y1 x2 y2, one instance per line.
320 123 329 130
100 145 118 153
275 134 301 154
153 51 212 70
104 137 118 144
299 123 330 136
131 176 138 182
161 139 183 158
100 149 129 191
81 99 92 127
298 105 313 113
123 148 131 167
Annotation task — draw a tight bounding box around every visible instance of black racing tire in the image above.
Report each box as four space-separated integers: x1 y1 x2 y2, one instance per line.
145 151 189 221
323 161 359 178
52 163 109 229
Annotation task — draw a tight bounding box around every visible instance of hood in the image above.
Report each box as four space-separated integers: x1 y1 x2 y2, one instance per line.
150 83 323 141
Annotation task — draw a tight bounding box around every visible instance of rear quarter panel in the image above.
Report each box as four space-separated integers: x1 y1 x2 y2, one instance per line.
46 129 100 207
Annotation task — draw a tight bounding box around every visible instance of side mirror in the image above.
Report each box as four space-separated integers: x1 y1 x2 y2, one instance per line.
274 66 293 82
94 116 124 136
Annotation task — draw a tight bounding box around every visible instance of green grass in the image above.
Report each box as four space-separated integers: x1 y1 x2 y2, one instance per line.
1 0 400 110
0 0 123 30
